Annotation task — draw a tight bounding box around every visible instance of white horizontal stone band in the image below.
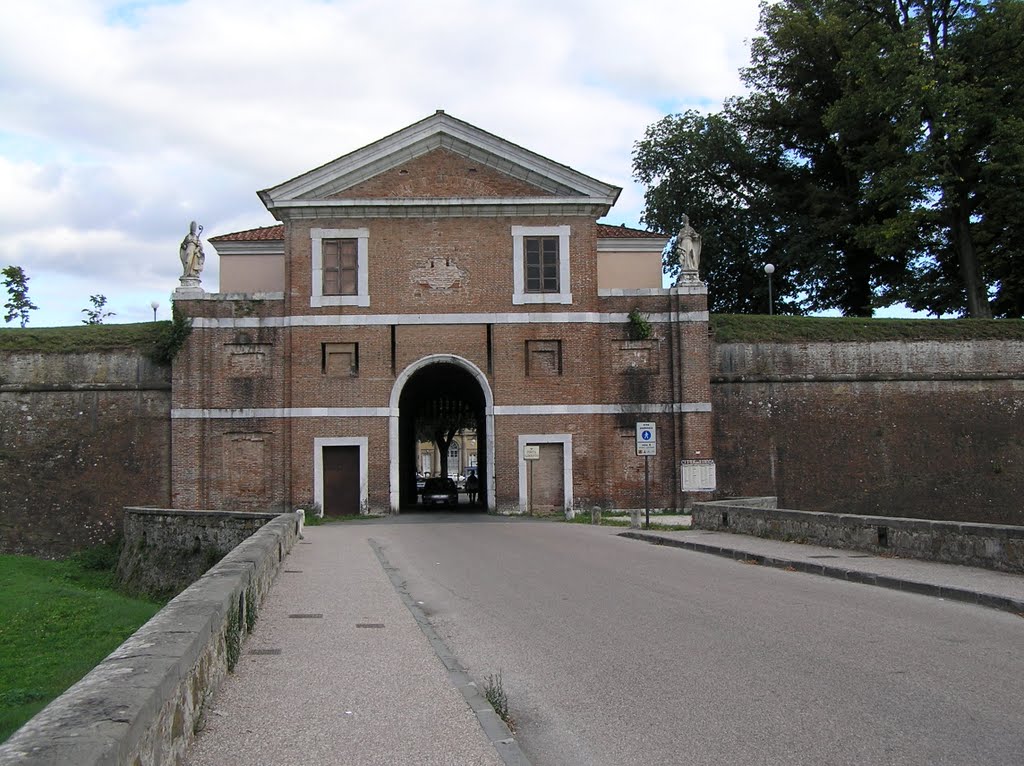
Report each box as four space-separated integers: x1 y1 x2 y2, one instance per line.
493 403 711 415
172 407 393 419
171 403 711 419
191 310 709 329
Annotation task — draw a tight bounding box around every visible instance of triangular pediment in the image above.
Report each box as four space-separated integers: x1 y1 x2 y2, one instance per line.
328 147 558 200
258 111 620 218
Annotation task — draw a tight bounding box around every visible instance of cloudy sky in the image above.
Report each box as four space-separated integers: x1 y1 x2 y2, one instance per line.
1 0 764 327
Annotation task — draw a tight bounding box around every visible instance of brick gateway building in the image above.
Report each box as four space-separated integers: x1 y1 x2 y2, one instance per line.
170 112 714 515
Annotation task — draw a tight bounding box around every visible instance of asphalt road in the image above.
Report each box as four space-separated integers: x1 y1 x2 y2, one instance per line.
366 513 1024 766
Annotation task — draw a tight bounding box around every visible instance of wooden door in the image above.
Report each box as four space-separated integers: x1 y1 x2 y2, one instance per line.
323 446 360 516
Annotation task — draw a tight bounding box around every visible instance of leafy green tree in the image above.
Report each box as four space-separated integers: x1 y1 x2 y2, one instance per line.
2 265 38 328
82 294 115 325
633 0 1024 317
633 107 798 314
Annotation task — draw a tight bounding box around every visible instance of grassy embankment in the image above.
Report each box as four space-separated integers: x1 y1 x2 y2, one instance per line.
709 314 1024 343
0 546 163 742
2 316 1023 355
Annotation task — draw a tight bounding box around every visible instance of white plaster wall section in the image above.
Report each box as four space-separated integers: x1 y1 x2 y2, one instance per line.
387 354 496 513
313 436 369 514
517 433 573 514
410 258 467 291
309 227 369 307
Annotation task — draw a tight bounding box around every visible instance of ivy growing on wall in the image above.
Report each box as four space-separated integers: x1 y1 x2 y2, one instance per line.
628 308 652 340
150 304 193 366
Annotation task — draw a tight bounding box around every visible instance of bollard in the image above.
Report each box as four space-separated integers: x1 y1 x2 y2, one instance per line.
591 506 601 525
629 510 642 529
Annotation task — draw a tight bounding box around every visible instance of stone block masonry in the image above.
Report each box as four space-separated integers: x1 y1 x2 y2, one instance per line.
117 507 284 599
0 511 302 766
693 499 1024 574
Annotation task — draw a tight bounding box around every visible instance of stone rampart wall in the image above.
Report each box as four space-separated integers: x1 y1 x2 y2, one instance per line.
711 340 1024 526
3 337 1023 559
0 511 302 766
693 499 1024 574
0 349 171 556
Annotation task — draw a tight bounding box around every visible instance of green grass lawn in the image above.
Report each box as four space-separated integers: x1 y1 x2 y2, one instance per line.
0 552 163 742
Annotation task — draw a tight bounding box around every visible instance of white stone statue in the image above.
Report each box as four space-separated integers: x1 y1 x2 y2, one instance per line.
674 215 702 280
179 221 205 278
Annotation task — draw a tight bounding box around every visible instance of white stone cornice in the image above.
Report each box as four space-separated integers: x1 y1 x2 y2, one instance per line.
189 310 710 328
209 241 284 256
268 197 616 220
596 238 670 252
171 402 712 419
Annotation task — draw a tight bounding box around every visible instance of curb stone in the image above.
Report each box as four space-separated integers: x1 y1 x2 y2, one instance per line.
619 531 1024 615
368 539 533 766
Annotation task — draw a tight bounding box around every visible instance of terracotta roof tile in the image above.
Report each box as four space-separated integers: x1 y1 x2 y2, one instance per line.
596 223 665 239
209 224 283 242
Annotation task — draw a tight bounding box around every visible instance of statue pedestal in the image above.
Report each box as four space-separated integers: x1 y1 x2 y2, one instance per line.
174 276 204 297
674 270 701 285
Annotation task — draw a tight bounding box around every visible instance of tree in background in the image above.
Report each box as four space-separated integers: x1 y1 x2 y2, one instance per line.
2 266 38 327
82 294 115 325
634 0 1024 317
634 107 796 314
415 396 475 480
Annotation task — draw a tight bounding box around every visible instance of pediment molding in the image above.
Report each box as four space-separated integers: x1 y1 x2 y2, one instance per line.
258 112 621 218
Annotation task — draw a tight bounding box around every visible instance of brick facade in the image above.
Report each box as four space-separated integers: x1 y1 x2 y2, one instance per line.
171 112 713 515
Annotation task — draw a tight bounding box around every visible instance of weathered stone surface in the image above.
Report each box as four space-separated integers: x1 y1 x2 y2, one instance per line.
693 499 1024 573
0 349 171 557
116 508 278 598
712 340 1024 526
0 512 300 766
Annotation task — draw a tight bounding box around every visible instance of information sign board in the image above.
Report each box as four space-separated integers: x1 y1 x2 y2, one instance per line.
635 422 657 456
681 460 717 491
523 445 540 461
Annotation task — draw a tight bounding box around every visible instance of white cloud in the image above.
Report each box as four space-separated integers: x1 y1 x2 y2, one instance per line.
0 0 762 326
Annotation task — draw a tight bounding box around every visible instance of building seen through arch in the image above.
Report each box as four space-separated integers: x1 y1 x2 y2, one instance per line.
169 112 714 515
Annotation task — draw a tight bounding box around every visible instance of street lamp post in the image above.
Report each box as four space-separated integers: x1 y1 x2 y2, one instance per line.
764 263 775 316
150 301 159 321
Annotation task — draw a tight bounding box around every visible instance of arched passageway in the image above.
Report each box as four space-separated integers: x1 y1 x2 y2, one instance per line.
390 356 492 512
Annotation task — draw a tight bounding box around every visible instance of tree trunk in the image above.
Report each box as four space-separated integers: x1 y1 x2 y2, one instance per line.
950 192 992 318
433 428 456 478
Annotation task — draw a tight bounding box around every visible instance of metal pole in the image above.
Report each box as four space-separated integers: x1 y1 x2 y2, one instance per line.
768 274 773 316
644 455 650 529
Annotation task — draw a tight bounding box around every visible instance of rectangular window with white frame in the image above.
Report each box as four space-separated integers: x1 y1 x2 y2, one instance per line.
512 225 571 305
311 228 369 307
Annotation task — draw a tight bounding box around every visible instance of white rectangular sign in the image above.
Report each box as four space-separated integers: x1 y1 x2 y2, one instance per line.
635 422 657 456
681 460 717 491
523 445 541 460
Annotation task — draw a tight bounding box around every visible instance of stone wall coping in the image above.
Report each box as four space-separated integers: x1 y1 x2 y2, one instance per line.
0 511 301 766
124 506 281 520
698 501 1024 539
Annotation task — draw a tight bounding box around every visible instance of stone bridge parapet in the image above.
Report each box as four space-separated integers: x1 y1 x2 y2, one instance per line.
0 510 302 766
693 499 1024 574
